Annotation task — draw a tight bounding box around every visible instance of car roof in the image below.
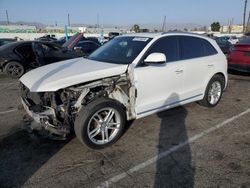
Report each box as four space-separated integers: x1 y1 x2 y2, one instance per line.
0 40 60 51
0 38 16 41
122 32 163 38
121 31 211 40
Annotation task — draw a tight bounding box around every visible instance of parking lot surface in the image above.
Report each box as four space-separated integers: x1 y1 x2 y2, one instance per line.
0 73 249 188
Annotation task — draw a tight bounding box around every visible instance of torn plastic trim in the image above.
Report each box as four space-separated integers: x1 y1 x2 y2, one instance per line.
68 73 137 120
74 88 90 108
22 98 70 137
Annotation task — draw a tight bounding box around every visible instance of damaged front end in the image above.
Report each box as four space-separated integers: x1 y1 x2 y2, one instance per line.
20 73 136 139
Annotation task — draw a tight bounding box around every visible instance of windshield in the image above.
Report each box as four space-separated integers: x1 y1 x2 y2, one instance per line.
88 36 152 64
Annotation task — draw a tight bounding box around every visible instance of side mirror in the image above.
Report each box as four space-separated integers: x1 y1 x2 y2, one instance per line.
144 53 166 64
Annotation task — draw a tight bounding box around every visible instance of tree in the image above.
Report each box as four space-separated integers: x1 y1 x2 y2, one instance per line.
210 22 221 32
132 24 140 33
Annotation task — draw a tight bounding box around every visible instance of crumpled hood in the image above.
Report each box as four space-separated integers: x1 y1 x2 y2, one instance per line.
20 57 128 92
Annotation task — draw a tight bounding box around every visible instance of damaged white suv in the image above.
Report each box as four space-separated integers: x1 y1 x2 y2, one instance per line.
20 32 227 149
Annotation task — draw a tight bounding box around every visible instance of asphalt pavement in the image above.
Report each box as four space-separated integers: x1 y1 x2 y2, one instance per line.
0 72 249 188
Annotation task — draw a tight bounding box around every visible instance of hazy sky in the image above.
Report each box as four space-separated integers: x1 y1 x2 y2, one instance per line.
0 0 248 26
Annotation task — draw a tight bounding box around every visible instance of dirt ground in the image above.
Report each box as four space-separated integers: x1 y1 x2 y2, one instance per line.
0 72 249 188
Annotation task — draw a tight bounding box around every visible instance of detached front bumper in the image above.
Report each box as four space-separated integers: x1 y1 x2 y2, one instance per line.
21 97 70 138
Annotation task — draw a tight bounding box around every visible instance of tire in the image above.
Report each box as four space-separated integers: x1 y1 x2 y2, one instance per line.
4 61 25 78
198 75 225 107
74 98 126 149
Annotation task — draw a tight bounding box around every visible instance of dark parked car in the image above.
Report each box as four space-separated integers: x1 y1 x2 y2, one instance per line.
215 37 232 54
0 38 17 47
72 40 101 57
63 33 101 56
108 32 120 40
227 37 250 73
52 36 72 46
0 41 78 78
36 34 57 42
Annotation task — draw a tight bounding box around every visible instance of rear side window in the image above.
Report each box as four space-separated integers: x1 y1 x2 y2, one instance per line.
147 36 179 62
179 36 204 60
202 40 218 56
15 44 33 58
179 36 217 60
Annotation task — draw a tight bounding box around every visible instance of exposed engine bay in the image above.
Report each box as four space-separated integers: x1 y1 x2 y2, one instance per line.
21 73 136 139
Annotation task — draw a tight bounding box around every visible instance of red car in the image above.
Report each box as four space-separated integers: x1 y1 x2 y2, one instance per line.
227 38 250 72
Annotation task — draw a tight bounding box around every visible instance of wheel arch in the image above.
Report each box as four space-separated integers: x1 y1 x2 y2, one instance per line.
213 72 227 90
3 59 23 69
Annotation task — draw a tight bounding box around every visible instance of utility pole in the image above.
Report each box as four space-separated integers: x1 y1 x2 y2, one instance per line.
161 16 166 32
247 11 250 32
97 14 99 28
243 0 248 33
68 13 70 27
6 10 9 25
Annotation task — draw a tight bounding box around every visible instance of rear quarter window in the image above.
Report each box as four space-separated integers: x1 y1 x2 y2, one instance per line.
179 36 204 60
202 39 218 56
179 36 217 60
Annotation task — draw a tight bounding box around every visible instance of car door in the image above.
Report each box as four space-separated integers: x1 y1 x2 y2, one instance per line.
134 36 185 117
179 36 217 100
40 43 67 64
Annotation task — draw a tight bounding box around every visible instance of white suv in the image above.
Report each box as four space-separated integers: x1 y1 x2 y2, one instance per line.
20 32 227 149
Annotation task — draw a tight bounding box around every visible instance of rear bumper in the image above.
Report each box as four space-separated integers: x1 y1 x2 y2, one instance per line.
228 63 250 73
21 97 70 137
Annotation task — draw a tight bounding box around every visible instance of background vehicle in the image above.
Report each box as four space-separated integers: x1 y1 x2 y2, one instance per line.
0 41 78 78
0 38 17 47
20 32 227 149
228 37 250 73
228 35 239 44
36 34 57 42
108 32 120 40
73 40 100 57
63 33 101 56
51 36 72 46
215 36 233 54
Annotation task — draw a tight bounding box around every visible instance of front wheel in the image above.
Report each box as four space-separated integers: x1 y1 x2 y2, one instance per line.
198 75 225 107
74 98 126 149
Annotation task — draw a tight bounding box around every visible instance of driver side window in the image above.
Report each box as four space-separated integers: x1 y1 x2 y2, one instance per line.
146 36 179 63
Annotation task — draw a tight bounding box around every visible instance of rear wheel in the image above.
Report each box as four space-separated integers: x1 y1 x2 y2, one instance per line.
74 98 126 149
199 75 224 107
5 61 25 78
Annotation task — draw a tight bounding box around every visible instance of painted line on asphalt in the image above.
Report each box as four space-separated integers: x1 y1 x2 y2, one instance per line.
99 107 250 188
0 109 18 115
0 82 17 86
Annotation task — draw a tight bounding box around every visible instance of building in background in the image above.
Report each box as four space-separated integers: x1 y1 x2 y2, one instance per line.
45 26 79 33
219 25 244 33
0 25 37 33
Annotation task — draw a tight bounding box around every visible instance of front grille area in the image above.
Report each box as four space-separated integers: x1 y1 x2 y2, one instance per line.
21 83 43 105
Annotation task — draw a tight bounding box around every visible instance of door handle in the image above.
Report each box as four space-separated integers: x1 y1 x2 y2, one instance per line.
208 64 214 67
175 69 183 74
